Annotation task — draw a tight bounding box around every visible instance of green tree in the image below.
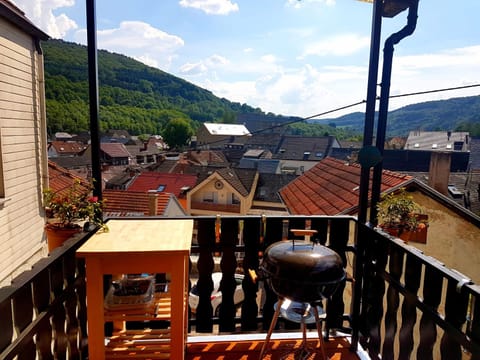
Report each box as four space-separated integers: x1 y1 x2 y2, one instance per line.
162 118 194 150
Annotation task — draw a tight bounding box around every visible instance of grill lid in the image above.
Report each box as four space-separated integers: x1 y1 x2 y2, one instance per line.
260 240 345 302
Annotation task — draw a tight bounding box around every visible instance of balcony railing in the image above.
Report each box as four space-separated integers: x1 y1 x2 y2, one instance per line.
191 201 241 213
1 215 479 359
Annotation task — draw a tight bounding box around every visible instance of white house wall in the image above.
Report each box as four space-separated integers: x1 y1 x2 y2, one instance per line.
0 18 48 286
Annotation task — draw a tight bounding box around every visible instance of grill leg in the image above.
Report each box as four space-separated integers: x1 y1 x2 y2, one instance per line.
259 297 284 359
313 305 328 360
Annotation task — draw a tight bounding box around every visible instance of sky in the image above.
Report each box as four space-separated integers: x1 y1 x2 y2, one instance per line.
12 0 480 119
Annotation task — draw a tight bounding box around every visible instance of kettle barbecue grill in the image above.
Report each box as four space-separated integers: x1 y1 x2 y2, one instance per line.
258 231 345 359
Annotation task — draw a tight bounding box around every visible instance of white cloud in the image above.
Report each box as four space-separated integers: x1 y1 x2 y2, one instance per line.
179 54 228 76
179 0 239 15
396 45 480 70
12 0 77 38
300 33 370 58
74 21 184 70
285 0 336 9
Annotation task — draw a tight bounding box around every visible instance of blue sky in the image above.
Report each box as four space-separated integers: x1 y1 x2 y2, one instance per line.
13 0 480 119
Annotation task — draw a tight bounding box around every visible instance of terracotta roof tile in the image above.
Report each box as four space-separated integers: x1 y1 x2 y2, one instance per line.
103 190 172 217
48 160 90 196
279 157 412 215
127 172 197 197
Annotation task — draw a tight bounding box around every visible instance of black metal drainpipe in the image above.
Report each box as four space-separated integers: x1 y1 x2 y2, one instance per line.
86 0 102 200
369 1 419 225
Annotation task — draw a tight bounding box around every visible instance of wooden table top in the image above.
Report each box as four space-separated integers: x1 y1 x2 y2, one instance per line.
77 219 193 257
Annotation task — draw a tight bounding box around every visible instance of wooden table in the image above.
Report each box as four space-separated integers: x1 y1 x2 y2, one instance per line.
77 219 193 360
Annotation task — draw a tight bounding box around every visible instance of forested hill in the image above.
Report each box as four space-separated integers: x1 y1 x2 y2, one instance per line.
315 95 480 137
41 39 261 136
42 39 480 139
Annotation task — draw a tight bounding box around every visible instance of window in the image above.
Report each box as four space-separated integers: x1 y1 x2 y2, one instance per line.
157 184 166 192
231 193 240 205
203 192 217 203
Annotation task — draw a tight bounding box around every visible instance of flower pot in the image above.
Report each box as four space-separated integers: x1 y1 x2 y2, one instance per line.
45 224 82 252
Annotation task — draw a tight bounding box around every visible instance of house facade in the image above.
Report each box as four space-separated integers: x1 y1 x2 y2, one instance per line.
0 0 49 286
187 168 258 215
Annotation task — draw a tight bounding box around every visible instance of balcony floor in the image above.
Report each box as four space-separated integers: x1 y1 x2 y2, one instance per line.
186 332 366 360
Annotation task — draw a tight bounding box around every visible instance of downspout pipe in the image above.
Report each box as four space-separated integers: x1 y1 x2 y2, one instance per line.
369 1 419 225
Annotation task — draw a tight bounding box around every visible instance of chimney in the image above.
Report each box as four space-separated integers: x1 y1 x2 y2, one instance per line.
428 152 451 196
148 190 158 216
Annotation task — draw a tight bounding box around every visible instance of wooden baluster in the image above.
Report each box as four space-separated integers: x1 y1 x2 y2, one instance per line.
75 257 88 356
382 247 404 360
262 217 284 331
50 261 68 358
440 278 469 360
195 218 215 333
64 253 81 359
0 293 13 355
12 283 37 359
417 266 443 360
327 218 349 332
32 269 53 359
218 217 238 332
360 232 388 359
310 217 328 245
241 217 261 331
469 292 480 360
398 254 422 360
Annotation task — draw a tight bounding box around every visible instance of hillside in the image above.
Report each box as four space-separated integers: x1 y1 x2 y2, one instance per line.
42 39 261 136
42 39 480 139
315 95 480 137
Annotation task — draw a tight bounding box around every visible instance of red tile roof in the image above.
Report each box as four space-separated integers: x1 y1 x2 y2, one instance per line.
100 143 132 158
49 141 88 155
48 160 90 196
127 172 197 197
279 157 412 215
103 190 173 217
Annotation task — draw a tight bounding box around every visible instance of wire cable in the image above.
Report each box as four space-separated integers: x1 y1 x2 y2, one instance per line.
198 83 480 148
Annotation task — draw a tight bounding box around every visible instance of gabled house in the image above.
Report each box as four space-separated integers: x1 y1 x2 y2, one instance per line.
48 141 88 157
103 190 186 217
100 143 132 166
272 135 340 174
280 157 480 284
125 141 162 165
0 0 49 286
187 167 258 215
405 130 470 151
195 123 251 149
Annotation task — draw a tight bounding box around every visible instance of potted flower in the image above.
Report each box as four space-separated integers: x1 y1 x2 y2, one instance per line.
43 179 107 252
376 188 429 243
